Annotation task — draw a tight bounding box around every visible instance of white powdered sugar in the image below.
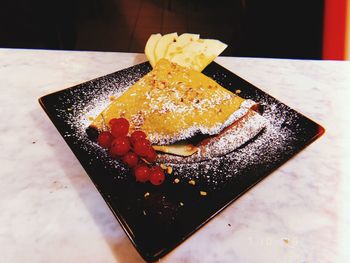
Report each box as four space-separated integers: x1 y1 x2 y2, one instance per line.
163 96 300 188
56 65 299 186
146 99 258 145
157 110 268 163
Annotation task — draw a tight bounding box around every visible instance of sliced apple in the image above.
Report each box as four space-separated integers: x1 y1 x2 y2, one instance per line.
164 33 200 60
145 32 227 71
154 32 178 64
169 38 227 71
145 33 162 67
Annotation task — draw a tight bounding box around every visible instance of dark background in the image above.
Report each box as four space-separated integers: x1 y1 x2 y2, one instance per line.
0 0 324 59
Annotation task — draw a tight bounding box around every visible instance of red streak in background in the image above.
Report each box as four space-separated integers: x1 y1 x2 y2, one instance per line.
323 0 347 60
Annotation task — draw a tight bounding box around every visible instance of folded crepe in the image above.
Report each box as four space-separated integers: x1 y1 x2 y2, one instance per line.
88 59 267 162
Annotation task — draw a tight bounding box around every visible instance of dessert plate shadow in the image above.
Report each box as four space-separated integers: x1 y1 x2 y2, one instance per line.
39 61 325 262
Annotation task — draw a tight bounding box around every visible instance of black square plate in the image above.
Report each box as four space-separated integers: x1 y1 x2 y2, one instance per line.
39 61 324 262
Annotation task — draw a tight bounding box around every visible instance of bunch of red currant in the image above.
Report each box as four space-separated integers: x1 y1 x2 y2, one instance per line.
97 118 165 185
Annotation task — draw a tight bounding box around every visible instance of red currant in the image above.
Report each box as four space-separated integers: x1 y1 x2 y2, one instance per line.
109 118 119 126
144 147 157 163
122 151 139 168
97 131 113 149
133 138 151 157
134 165 151 182
130 130 147 145
110 136 130 157
149 166 165 185
110 118 129 137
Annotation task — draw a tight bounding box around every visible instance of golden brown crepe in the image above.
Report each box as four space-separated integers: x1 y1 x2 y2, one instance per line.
89 59 258 148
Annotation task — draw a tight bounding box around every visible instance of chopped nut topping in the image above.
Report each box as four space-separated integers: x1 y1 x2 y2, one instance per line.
167 166 173 174
159 164 173 174
174 178 180 184
179 202 184 206
200 191 207 196
109 95 116 101
235 89 241 94
144 192 150 198
188 179 196 185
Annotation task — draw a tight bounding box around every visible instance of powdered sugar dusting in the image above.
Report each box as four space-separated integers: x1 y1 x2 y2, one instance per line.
167 97 300 189
94 60 259 146
53 65 148 179
147 99 257 145
50 62 302 188
157 110 268 163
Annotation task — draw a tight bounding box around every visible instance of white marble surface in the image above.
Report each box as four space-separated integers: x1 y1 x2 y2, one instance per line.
0 48 349 263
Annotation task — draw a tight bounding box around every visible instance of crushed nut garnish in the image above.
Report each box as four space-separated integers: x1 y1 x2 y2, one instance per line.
188 179 196 186
174 178 180 184
159 164 173 174
200 191 207 196
179 202 184 206
144 192 150 198
235 89 241 94
166 166 173 174
109 95 116 101
283 238 289 244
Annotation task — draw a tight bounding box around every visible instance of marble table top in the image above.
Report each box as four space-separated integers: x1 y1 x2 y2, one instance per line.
0 48 349 263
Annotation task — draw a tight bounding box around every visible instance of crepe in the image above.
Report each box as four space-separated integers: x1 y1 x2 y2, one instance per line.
89 59 257 146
